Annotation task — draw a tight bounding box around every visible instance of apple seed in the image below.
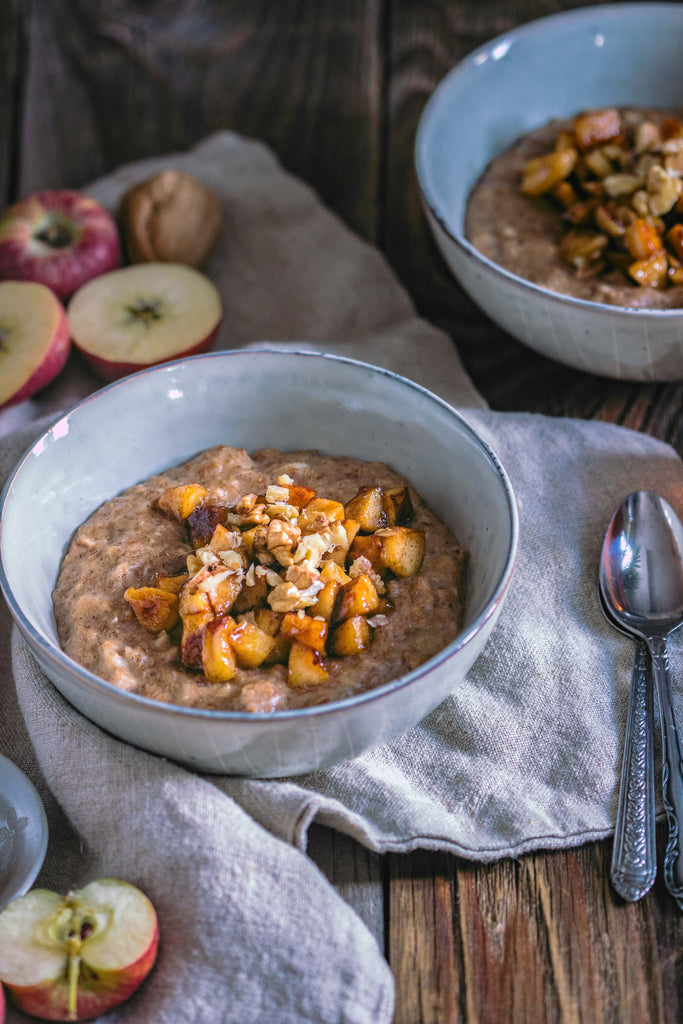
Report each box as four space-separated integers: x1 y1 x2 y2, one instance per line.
124 298 164 327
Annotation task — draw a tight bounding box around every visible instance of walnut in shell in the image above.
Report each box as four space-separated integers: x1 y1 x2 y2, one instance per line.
119 169 222 268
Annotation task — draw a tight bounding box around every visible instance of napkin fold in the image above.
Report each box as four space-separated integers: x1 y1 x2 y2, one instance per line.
2 131 683 1023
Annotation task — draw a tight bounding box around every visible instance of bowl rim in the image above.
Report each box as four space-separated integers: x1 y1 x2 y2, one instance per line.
414 1 683 320
0 752 49 909
0 348 519 723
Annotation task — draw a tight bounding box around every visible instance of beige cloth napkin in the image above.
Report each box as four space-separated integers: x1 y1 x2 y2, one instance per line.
2 131 683 1022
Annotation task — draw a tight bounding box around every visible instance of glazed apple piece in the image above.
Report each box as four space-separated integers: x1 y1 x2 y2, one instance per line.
67 262 223 381
280 611 328 652
228 619 276 668
0 281 71 409
179 585 215 668
297 497 345 532
287 640 329 687
253 607 284 636
0 878 158 1022
123 586 179 632
520 149 577 196
343 487 388 532
333 574 380 623
382 486 415 526
375 527 426 577
153 570 189 594
309 580 342 622
319 561 351 585
202 616 237 683
330 615 372 657
628 253 669 289
186 504 229 547
348 533 385 575
284 483 317 509
153 484 207 521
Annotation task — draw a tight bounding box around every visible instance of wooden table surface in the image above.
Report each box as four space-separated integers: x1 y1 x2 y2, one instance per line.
3 1 682 1021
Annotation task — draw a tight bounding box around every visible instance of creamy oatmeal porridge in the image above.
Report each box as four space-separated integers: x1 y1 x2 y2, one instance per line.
53 446 467 712
466 107 683 308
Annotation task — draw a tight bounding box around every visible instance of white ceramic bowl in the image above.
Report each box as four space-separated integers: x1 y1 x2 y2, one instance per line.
415 3 683 381
0 351 518 777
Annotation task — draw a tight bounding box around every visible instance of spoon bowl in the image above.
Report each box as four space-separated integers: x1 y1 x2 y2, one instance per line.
600 490 683 908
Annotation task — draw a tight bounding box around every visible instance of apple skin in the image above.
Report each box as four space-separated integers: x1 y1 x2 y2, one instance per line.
6 937 159 1022
0 879 159 1022
0 281 71 409
0 190 121 300
81 319 221 382
0 981 5 1024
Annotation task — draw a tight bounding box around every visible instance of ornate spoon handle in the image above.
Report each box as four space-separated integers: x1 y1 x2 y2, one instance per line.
650 636 683 909
611 638 656 901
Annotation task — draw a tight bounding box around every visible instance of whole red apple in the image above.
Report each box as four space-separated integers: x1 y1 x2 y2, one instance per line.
68 261 223 381
0 878 159 1021
0 190 121 300
0 281 71 408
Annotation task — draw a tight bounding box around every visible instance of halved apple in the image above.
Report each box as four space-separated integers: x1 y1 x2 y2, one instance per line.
67 262 222 381
0 280 71 408
0 877 159 1021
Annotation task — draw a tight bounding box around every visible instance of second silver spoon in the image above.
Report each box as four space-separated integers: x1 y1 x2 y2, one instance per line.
600 490 683 909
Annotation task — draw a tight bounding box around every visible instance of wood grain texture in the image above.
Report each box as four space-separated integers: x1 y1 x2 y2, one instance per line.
0 0 22 205
20 0 383 239
5 1 683 1021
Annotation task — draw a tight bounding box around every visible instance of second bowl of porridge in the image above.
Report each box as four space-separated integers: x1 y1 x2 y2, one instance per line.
415 3 683 381
0 350 518 776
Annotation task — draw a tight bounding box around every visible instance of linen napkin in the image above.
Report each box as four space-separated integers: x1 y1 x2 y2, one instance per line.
2 131 683 1022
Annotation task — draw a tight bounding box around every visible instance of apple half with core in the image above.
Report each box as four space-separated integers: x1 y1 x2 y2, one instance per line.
0 190 121 300
0 878 159 1022
68 262 223 381
0 280 71 408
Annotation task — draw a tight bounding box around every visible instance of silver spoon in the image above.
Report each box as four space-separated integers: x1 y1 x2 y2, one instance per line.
600 490 683 909
598 585 656 901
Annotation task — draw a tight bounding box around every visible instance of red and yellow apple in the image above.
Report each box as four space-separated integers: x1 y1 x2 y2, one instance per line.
0 190 121 300
0 877 159 1022
0 281 71 408
67 262 223 381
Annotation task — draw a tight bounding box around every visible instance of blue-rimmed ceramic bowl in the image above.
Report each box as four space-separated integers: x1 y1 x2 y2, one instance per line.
415 3 683 381
0 350 518 776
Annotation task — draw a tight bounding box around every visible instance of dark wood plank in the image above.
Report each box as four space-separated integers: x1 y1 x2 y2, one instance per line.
389 850 459 1024
0 0 22 204
20 0 382 240
306 823 385 952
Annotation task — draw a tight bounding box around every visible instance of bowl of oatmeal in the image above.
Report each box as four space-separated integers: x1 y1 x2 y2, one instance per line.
415 3 683 380
0 350 517 776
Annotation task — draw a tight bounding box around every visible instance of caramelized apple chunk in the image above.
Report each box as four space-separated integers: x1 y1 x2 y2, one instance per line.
343 486 388 532
229 618 276 668
287 640 329 687
330 615 372 657
124 586 179 632
153 484 207 521
375 527 426 577
202 616 237 683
